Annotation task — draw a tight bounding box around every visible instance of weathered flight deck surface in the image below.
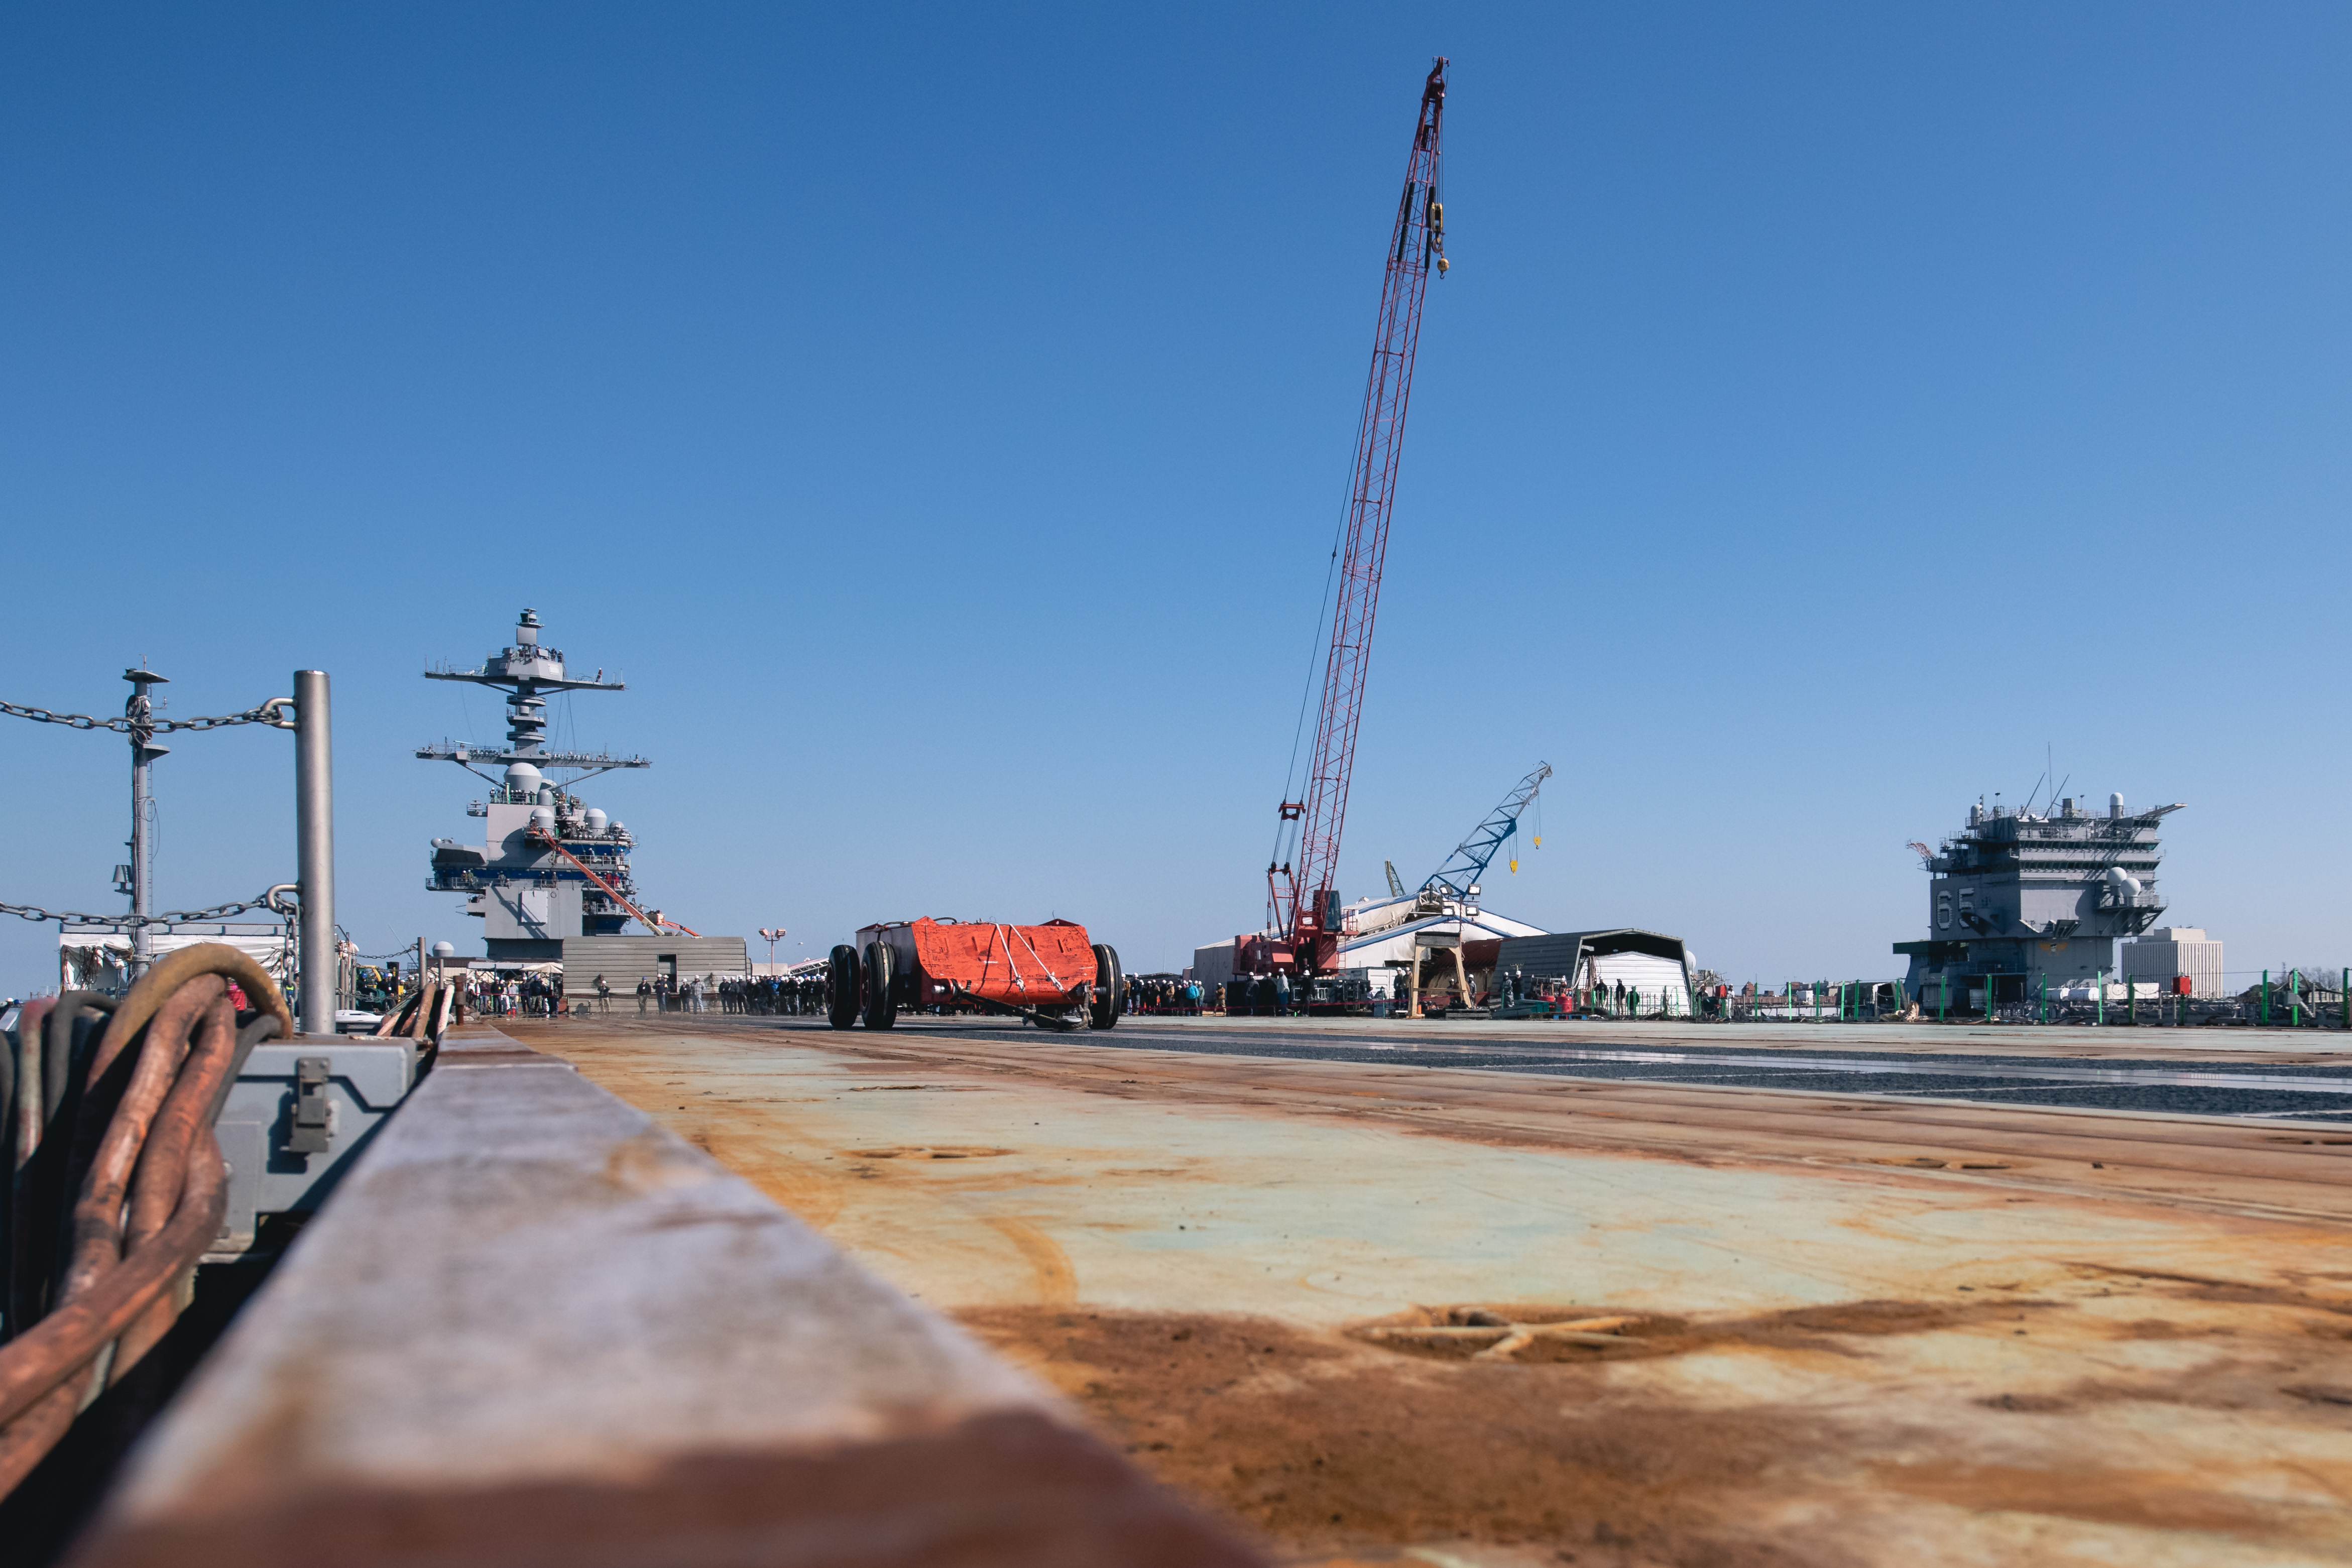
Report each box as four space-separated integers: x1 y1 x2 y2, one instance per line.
502 1012 2352 1567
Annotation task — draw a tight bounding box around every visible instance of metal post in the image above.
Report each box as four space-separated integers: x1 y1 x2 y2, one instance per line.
2261 970 2269 1027
123 666 170 974
295 670 334 1037
2095 967 2105 1027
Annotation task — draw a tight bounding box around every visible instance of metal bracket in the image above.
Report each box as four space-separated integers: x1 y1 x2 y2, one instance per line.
290 1056 333 1156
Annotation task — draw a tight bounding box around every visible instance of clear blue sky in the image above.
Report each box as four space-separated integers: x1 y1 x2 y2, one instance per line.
4 3 2348 992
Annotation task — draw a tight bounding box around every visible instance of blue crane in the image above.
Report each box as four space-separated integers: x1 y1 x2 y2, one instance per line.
1422 763 1552 902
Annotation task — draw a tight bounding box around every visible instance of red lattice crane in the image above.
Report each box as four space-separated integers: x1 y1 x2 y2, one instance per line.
1265 57 1449 973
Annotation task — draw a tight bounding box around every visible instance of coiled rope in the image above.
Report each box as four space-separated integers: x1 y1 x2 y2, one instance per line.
0 945 289 1495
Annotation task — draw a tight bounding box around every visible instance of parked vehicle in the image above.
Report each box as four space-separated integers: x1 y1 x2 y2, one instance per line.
829 917 1123 1033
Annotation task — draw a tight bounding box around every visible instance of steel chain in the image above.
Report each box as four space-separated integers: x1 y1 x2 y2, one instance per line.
0 699 289 734
4 895 283 928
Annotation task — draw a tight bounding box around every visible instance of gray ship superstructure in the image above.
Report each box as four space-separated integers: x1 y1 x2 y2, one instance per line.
420 610 653 961
1898 792 2182 1010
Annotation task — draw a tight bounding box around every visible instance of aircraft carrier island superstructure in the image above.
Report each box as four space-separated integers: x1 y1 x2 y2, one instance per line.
1897 792 2181 1011
419 609 744 984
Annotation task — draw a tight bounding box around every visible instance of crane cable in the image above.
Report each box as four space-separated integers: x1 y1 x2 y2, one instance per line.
1270 391 1376 875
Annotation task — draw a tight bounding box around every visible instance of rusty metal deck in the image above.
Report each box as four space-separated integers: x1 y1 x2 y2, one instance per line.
512 1014 2352 1567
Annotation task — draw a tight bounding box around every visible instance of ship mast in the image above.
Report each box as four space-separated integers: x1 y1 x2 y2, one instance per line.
416 608 650 783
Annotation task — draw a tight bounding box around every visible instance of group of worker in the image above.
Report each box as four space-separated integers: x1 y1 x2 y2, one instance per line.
520 971 830 1016
1212 969 1650 1018
713 974 828 1014
1123 976 1207 1015
461 971 567 1017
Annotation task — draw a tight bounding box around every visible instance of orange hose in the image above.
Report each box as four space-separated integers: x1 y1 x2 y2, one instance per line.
0 944 272 1497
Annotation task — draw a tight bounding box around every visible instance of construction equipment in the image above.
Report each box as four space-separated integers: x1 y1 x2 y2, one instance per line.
1264 57 1449 976
831 918 1124 1034
1420 762 1550 906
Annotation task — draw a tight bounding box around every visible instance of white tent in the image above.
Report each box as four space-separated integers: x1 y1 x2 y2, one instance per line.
59 921 292 996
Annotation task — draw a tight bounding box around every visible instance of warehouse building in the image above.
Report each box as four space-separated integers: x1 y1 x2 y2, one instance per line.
2121 927 2226 998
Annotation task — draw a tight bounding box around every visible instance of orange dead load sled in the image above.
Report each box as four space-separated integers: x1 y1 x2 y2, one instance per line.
828 917 1124 1033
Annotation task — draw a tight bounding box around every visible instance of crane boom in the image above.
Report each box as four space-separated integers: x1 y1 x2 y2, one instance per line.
1270 57 1449 970
1423 763 1551 902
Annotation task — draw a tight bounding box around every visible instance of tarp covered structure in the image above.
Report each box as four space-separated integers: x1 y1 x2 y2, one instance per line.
909 917 1095 1007
60 922 292 996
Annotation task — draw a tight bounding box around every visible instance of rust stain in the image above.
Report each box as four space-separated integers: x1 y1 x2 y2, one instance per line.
1867 1461 2325 1537
599 1129 716 1196
960 1303 2352 1561
692 1132 847 1228
845 1146 1014 1161
1344 1297 2062 1365
516 1018 2352 1563
87 1409 1262 1568
984 1217 1078 1306
958 1306 1835 1564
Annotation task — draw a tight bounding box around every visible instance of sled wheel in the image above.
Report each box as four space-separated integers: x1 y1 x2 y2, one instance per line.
1089 944 1123 1030
863 941 898 1030
827 945 861 1029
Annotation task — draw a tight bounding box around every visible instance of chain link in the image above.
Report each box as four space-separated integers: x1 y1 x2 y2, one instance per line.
5 894 286 929
4 694 295 931
0 698 291 734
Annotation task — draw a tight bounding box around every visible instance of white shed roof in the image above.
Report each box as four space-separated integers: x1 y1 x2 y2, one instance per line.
1335 908 1546 969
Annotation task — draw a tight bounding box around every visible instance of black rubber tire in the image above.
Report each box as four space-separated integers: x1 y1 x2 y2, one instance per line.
863 941 897 1030
1089 944 1123 1030
827 945 861 1029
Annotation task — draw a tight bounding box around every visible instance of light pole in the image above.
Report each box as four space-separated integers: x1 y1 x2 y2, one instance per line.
759 928 786 970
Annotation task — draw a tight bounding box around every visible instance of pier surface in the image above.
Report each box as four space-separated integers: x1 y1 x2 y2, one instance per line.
71 1024 1253 1568
510 1012 2352 1567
